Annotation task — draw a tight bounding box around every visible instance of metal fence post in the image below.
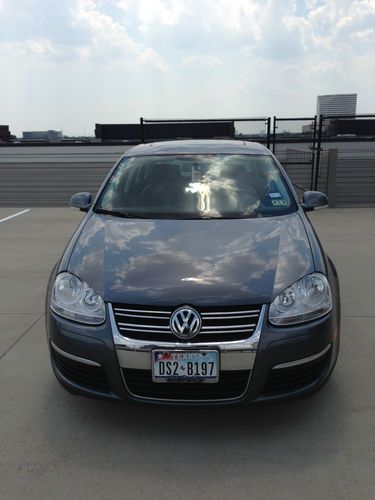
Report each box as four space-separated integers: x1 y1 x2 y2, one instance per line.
327 149 338 207
266 117 271 149
272 116 276 153
313 114 324 190
140 117 144 143
309 115 317 190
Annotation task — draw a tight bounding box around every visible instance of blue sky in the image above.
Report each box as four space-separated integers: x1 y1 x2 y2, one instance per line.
0 0 374 136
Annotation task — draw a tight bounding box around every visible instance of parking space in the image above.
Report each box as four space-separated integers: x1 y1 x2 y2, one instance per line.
0 207 374 499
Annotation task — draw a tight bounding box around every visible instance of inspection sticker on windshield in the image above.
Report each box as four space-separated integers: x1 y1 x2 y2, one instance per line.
272 199 288 207
152 350 219 383
269 192 282 198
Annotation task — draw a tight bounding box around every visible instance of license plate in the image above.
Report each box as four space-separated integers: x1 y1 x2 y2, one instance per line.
152 350 219 383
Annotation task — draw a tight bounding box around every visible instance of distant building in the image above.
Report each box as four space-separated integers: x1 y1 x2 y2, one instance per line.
0 125 11 142
302 123 314 134
22 130 63 141
316 93 357 116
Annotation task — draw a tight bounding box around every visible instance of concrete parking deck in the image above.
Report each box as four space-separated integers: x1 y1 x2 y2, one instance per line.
0 208 374 499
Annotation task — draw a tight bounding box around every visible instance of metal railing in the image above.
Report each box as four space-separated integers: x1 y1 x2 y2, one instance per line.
1 114 374 207
140 117 272 148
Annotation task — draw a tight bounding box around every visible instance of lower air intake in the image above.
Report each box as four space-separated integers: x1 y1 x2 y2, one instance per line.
123 369 250 400
52 350 110 393
263 350 331 397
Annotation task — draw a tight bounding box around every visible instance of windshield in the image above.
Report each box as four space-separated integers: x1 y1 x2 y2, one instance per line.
95 154 296 219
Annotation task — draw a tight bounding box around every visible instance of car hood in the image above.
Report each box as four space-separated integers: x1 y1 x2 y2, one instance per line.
67 212 314 306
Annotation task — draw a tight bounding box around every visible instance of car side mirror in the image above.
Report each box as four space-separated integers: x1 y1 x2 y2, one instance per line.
70 192 92 212
301 191 328 211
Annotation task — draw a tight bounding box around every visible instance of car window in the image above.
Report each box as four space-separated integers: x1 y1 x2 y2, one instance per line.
95 154 297 219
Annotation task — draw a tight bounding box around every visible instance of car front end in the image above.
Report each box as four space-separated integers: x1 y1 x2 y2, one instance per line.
46 140 340 405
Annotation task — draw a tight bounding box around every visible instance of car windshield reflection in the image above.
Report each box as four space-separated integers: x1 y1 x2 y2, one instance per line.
95 154 296 219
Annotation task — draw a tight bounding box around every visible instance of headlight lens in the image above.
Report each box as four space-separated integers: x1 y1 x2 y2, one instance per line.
51 272 106 325
269 273 332 326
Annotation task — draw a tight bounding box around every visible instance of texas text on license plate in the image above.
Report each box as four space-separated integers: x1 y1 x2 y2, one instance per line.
152 350 219 383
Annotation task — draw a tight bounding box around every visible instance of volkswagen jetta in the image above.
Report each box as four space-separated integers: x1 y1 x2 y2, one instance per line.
46 140 340 405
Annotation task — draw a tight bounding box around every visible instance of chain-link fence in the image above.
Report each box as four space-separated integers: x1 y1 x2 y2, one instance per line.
140 115 375 206
271 117 317 193
272 114 375 206
318 114 375 206
2 114 374 207
141 118 271 146
276 149 328 200
228 118 270 144
272 117 317 150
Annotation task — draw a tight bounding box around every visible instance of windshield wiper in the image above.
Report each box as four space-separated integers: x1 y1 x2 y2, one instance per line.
93 208 149 219
239 212 262 219
197 212 260 219
94 208 261 220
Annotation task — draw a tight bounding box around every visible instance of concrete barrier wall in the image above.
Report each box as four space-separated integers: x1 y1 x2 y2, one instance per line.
0 145 130 206
0 143 373 207
335 156 375 207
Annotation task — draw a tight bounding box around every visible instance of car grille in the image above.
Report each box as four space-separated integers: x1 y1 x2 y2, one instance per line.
52 350 110 393
123 369 250 400
112 303 262 343
262 350 331 397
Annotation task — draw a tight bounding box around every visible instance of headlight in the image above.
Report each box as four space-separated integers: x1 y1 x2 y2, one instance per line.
269 273 332 326
51 272 106 325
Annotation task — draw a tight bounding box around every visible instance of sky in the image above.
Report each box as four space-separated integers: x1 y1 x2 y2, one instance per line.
0 0 374 136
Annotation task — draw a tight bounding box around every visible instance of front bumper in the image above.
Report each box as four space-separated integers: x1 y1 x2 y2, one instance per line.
46 300 340 405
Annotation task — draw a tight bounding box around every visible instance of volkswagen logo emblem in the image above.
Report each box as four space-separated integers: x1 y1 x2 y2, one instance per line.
170 306 202 340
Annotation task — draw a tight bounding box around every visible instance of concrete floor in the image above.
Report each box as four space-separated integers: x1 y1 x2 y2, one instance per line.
0 207 374 499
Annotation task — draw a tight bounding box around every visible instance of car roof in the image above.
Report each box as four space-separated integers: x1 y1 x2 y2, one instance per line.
124 140 270 157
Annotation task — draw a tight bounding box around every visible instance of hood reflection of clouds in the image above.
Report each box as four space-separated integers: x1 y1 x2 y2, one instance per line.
106 215 312 302
272 214 314 297
68 210 314 305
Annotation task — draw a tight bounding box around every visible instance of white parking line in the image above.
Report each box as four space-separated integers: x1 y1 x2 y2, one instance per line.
0 209 30 224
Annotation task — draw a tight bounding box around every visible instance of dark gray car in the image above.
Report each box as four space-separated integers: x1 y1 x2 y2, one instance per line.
46 140 340 405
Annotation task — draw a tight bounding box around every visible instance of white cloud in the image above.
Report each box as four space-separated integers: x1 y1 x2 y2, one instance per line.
352 28 375 42
72 0 168 71
128 0 186 31
0 0 374 136
182 55 222 68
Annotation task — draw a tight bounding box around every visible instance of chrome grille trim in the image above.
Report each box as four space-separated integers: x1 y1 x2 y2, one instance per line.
118 328 171 334
114 307 172 314
115 313 170 319
191 329 253 335
111 303 263 343
200 314 259 320
201 324 256 330
116 327 254 335
117 322 170 329
110 304 266 352
201 310 260 316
